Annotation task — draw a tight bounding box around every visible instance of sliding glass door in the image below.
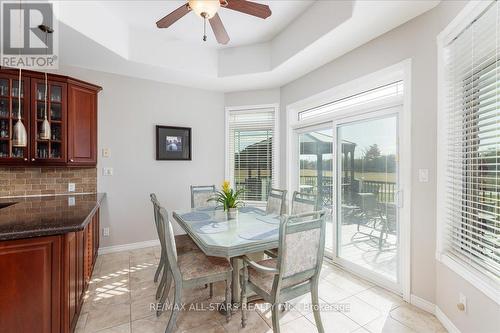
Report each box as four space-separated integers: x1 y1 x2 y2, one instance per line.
297 127 334 254
336 113 400 285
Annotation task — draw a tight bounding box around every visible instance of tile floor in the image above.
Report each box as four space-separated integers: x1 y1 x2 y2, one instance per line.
76 246 446 333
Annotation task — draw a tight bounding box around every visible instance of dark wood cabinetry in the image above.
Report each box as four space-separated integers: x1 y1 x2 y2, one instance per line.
0 68 101 166
0 209 100 333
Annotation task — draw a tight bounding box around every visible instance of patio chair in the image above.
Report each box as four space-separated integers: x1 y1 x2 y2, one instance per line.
240 211 327 333
157 206 233 332
190 185 216 209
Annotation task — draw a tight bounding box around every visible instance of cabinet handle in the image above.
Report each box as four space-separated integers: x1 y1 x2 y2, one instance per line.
23 158 28 161
70 159 74 162
31 158 35 162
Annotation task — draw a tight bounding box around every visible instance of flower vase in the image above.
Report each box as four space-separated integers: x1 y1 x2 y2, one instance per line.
227 208 238 220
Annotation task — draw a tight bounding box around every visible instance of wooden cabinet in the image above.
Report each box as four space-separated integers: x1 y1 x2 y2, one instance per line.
0 209 100 333
68 83 97 166
0 68 101 166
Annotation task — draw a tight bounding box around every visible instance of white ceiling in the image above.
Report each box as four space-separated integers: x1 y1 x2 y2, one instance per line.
55 1 440 92
105 0 315 48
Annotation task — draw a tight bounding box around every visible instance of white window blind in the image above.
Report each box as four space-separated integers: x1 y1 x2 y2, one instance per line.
227 107 277 203
444 1 500 280
298 81 404 121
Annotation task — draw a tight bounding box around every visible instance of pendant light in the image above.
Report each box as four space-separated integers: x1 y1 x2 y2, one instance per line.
38 24 53 141
12 0 27 148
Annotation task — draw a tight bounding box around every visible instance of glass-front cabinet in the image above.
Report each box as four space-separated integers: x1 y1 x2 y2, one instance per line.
0 75 30 164
31 79 67 163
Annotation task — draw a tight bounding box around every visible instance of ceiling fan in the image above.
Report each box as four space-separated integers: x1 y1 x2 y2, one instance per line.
156 0 272 45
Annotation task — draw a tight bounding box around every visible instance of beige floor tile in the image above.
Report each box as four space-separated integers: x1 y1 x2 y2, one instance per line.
352 327 371 333
280 316 317 333
130 279 158 299
96 263 130 277
131 294 160 321
318 280 353 304
75 312 88 331
306 310 360 333
131 314 169 333
390 304 446 333
84 302 131 332
254 301 304 326
178 320 226 333
94 323 131 333
175 301 227 331
364 316 416 333
342 296 382 326
323 271 373 294
355 287 403 314
220 309 272 332
130 266 157 282
287 292 330 315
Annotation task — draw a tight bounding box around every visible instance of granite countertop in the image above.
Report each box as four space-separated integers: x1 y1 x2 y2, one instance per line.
0 193 106 241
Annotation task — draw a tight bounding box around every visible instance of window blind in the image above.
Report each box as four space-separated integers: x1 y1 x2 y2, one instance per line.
444 1 500 279
228 108 276 203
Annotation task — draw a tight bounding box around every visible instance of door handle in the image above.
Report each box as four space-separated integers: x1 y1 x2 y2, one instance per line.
395 189 404 208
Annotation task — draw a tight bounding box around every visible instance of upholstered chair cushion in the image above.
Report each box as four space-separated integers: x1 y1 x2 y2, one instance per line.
174 234 199 254
266 196 283 215
177 251 232 281
283 228 321 277
291 200 316 215
192 190 216 209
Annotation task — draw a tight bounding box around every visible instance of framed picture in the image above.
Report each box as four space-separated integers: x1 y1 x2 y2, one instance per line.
156 125 192 160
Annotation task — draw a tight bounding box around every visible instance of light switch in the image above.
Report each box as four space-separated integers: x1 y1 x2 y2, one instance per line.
68 183 75 192
68 197 75 206
102 148 110 158
418 169 429 183
102 167 113 176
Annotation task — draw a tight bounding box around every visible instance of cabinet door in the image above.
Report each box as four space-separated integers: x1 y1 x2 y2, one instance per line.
76 229 85 307
0 236 62 333
63 232 79 332
0 73 31 165
31 78 67 165
68 84 97 165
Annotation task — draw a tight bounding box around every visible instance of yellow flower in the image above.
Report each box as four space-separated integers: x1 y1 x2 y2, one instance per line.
222 180 231 193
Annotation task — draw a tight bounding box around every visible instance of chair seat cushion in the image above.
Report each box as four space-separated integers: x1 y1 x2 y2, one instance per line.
246 259 299 294
178 251 232 281
174 234 199 254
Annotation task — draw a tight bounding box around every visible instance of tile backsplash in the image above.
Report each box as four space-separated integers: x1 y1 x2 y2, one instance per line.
0 168 97 197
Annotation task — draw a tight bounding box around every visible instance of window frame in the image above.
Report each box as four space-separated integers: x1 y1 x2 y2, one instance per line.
436 0 500 304
224 104 280 206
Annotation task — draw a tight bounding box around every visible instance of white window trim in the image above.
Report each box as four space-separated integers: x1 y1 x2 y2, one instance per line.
436 0 500 305
224 103 280 206
285 59 412 302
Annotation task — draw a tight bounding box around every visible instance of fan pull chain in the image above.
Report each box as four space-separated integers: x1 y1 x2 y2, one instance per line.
203 14 207 42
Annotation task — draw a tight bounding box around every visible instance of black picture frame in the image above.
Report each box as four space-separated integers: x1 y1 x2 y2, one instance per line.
156 125 192 161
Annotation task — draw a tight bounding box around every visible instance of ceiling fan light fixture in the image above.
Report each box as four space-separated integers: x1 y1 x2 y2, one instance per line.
188 0 220 19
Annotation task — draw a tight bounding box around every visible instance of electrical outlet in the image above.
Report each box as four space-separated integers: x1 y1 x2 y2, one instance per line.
68 183 76 192
458 293 467 312
103 227 110 237
102 148 110 157
102 167 113 176
68 196 75 206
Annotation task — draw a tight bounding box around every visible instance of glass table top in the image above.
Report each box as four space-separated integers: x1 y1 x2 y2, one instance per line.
173 207 281 256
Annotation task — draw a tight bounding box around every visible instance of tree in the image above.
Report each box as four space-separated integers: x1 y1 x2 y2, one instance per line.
364 144 381 161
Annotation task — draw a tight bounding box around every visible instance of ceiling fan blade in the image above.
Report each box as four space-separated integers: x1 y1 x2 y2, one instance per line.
156 3 191 28
224 0 272 19
209 13 230 45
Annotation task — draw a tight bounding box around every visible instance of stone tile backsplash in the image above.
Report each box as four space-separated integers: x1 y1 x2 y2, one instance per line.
0 167 97 197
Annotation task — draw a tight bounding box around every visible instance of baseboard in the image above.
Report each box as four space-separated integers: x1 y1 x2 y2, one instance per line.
410 294 436 314
98 239 159 255
435 307 461 333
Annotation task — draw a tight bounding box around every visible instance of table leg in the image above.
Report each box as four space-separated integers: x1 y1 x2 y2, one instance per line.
231 257 241 304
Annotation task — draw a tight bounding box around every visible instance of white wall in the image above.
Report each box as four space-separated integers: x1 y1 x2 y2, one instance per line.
224 88 280 107
58 67 225 248
278 1 498 332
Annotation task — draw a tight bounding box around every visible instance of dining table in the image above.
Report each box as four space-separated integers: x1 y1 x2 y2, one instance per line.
172 206 280 303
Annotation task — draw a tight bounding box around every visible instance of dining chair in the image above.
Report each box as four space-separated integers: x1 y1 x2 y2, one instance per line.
150 194 206 307
240 211 327 333
190 185 217 209
266 188 287 215
157 206 233 332
291 191 318 214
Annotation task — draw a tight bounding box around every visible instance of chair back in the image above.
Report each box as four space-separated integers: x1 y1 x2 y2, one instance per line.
266 188 287 215
156 205 183 282
150 193 162 241
274 211 326 292
291 191 318 215
190 185 216 209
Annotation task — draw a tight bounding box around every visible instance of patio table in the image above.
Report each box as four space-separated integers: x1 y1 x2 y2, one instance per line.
172 206 280 303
